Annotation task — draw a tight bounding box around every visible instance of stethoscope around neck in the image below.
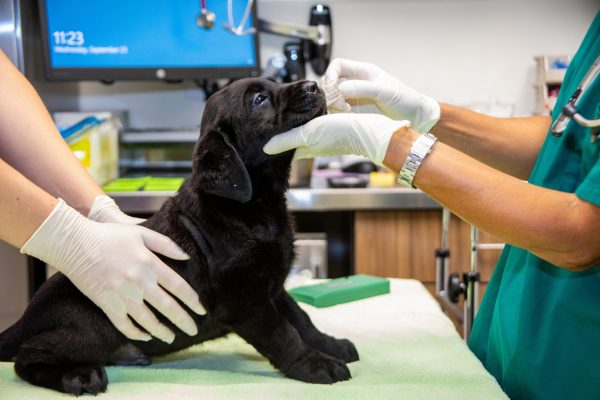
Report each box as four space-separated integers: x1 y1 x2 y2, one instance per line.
551 55 600 142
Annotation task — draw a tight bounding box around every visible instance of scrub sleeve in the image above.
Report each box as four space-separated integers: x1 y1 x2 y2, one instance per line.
468 11 600 400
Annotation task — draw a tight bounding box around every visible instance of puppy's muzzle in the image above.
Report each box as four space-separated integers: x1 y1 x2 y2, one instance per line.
285 80 327 115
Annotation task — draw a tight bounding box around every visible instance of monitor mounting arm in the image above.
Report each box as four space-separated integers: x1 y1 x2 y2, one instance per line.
258 19 330 45
257 4 332 75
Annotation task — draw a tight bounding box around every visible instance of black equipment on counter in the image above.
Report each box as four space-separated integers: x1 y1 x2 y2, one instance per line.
306 4 332 75
283 42 306 82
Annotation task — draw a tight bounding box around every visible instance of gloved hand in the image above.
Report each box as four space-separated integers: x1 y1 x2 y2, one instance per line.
321 58 440 133
21 199 206 344
88 194 144 225
263 113 410 165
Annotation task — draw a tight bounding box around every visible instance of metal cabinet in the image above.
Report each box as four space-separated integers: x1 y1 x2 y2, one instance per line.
0 0 23 69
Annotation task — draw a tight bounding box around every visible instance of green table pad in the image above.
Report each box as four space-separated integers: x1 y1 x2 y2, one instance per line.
289 275 390 307
0 279 507 400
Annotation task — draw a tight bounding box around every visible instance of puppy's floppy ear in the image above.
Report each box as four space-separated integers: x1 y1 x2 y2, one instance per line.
194 128 252 203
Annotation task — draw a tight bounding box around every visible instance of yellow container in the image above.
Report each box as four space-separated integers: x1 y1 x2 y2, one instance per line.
64 117 119 185
369 171 396 188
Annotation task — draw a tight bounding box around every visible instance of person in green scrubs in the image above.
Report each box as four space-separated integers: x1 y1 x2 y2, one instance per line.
264 12 600 400
468 15 600 400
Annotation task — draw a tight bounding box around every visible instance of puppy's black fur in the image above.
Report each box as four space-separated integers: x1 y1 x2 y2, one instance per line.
0 78 358 395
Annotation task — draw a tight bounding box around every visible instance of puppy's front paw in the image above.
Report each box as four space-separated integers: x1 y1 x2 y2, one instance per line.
61 365 108 395
283 349 351 384
308 336 359 363
326 338 359 363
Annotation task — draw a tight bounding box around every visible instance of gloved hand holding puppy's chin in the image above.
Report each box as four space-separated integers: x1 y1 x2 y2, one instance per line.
20 199 206 344
263 113 410 166
320 58 440 133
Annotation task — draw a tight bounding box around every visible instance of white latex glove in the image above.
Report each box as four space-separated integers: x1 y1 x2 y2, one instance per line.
321 58 440 133
21 199 206 343
263 113 410 166
88 195 144 224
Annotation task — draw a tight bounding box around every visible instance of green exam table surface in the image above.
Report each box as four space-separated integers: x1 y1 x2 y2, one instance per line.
0 279 507 400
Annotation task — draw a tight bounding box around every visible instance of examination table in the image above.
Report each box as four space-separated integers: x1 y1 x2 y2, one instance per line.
0 279 507 399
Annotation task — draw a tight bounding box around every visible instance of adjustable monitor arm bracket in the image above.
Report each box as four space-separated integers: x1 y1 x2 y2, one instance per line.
257 4 332 76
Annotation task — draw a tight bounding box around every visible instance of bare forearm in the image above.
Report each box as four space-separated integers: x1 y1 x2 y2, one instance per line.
0 51 102 215
384 128 600 270
431 103 551 180
0 158 57 248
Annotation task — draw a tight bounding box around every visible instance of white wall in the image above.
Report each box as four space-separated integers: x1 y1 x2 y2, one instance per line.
259 0 597 116
76 0 597 125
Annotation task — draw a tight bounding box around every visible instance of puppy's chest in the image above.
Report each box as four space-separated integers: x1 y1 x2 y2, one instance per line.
244 222 294 260
248 220 282 239
239 200 290 239
235 219 294 268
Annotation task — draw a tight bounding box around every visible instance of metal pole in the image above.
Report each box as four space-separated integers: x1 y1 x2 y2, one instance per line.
463 226 480 341
436 208 451 294
470 226 479 317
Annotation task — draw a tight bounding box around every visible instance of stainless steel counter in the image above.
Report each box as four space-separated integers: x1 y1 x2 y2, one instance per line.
110 187 441 214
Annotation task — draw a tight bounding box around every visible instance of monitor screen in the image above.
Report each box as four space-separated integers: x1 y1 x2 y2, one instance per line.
38 0 261 81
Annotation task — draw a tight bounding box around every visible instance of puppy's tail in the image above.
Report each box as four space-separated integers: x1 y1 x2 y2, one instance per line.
0 320 22 361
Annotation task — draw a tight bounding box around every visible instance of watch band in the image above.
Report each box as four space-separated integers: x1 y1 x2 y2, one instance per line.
397 132 438 188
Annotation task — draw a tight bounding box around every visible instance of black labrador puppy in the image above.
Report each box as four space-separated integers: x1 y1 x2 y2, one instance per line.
0 78 358 395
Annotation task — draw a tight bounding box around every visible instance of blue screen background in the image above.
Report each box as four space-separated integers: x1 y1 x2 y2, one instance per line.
45 0 257 68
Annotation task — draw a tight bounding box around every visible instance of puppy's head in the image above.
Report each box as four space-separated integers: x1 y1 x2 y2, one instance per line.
193 78 326 203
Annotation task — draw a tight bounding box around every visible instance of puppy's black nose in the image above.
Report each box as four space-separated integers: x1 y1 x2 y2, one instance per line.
302 81 318 93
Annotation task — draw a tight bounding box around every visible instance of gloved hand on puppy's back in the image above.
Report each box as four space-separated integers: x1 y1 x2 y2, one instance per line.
88 194 145 224
21 198 206 344
321 58 440 133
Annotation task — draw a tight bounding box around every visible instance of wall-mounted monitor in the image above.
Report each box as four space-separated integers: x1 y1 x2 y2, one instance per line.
38 0 261 81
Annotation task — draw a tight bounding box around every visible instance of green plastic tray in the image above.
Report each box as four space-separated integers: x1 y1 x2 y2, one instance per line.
288 274 390 308
144 177 185 191
102 177 185 192
102 177 149 192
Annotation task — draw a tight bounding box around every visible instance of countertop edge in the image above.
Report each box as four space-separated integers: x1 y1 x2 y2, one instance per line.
110 188 442 214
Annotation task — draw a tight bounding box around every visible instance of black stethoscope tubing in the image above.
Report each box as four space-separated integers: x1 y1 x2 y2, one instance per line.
551 55 600 141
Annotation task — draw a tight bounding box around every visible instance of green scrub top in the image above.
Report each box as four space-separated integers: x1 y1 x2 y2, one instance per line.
469 12 600 400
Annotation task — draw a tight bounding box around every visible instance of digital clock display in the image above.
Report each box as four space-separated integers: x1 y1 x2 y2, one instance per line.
42 0 257 70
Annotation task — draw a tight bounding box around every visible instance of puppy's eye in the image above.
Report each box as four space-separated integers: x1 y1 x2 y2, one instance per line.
252 93 268 107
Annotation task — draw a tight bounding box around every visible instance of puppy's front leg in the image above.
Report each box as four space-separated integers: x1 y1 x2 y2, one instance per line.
176 214 349 383
275 292 359 363
227 303 351 384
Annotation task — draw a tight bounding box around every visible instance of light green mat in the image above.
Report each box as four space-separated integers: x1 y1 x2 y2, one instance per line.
143 177 185 192
102 177 149 192
102 177 184 192
0 279 508 400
